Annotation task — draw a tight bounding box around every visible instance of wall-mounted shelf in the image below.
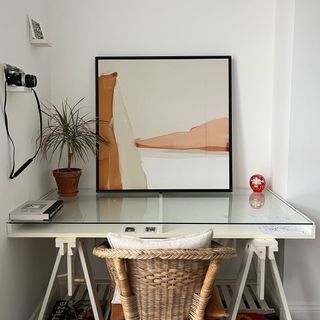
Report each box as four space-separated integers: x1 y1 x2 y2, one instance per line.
6 86 32 93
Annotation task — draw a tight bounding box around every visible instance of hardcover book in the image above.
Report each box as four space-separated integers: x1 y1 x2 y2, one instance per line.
9 200 63 221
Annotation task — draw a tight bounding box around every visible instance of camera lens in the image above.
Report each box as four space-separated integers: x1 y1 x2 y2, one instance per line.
7 73 23 86
25 74 37 88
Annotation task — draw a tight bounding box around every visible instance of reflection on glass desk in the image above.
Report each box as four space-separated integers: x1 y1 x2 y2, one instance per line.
7 188 315 239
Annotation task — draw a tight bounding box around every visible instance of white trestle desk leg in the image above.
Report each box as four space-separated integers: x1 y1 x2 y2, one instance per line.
268 243 292 320
228 239 292 320
78 239 104 320
254 242 267 300
67 239 76 296
38 239 66 320
38 238 97 320
228 240 255 320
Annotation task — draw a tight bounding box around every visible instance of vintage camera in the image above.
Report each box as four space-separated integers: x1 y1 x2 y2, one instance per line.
4 64 37 88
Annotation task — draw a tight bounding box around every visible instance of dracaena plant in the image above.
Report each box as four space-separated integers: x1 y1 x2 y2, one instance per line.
39 97 108 170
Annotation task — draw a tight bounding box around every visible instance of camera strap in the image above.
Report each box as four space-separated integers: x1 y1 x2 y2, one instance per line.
3 81 43 179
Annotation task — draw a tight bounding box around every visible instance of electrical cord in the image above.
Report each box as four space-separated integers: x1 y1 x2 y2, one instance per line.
3 81 43 179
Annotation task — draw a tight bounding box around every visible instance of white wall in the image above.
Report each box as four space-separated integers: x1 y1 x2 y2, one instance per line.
5 1 320 318
271 0 320 318
0 2 277 318
282 0 320 318
48 0 276 188
270 0 295 197
0 0 55 319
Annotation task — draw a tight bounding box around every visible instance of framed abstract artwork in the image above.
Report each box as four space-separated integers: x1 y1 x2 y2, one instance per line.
96 56 232 192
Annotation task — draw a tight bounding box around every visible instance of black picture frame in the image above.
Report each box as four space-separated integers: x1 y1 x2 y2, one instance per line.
96 56 232 193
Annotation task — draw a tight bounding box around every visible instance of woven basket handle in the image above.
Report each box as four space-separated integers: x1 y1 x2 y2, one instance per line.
113 258 132 297
200 260 221 298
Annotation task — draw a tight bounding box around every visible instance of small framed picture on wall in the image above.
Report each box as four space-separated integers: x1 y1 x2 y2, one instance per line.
28 15 51 46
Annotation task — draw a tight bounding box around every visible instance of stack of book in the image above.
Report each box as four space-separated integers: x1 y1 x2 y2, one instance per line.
48 299 108 320
9 200 63 221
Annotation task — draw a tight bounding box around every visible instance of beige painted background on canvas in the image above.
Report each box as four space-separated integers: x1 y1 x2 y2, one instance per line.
98 59 229 139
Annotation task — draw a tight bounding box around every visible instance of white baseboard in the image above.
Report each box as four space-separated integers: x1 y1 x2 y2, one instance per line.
289 305 320 320
265 281 320 320
27 300 42 320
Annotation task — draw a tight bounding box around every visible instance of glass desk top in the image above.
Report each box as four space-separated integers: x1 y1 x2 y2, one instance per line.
7 188 315 239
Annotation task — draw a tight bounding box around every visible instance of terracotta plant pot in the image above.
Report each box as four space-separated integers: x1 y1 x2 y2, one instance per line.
53 168 82 197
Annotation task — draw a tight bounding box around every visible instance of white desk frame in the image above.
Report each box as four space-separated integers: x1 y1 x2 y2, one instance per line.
37 237 294 320
7 189 315 320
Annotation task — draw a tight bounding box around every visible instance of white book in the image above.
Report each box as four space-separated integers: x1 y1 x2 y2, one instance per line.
9 200 63 221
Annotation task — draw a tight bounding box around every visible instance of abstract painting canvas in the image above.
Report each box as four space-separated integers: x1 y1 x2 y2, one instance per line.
96 56 232 191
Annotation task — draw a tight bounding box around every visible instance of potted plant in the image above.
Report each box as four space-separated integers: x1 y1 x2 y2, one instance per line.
39 98 108 197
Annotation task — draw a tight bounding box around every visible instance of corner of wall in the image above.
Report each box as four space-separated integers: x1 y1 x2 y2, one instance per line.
269 0 295 198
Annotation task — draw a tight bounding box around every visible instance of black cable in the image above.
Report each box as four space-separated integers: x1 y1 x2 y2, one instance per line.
3 81 43 179
32 87 43 156
3 81 17 177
